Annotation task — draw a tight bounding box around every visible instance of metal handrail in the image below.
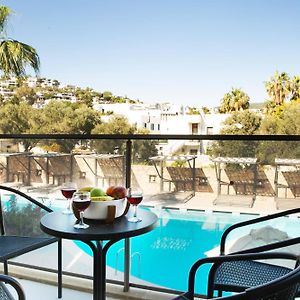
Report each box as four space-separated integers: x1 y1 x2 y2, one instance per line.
0 133 300 141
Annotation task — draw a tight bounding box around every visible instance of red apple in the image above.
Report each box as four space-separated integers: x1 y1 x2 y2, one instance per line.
106 186 116 197
110 186 127 199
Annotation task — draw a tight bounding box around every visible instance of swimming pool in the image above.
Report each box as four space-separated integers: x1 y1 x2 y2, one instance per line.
3 193 299 294
72 207 300 294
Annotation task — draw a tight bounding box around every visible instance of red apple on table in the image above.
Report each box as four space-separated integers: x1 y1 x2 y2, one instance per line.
106 186 127 199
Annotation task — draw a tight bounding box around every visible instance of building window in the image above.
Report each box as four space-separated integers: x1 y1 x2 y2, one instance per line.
191 123 198 134
144 123 147 128
190 149 198 155
158 124 160 131
151 123 154 130
207 127 213 134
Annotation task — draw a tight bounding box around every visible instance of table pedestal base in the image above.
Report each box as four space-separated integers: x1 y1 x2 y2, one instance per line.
86 239 121 300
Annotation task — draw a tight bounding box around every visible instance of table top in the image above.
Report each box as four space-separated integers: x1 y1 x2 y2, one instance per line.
40 210 158 241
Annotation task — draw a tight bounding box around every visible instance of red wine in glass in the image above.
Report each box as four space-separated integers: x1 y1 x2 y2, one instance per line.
127 194 143 205
72 199 91 212
73 192 91 229
61 183 77 215
61 188 76 199
126 188 143 222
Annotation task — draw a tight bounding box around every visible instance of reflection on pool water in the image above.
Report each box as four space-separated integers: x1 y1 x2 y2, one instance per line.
73 207 300 294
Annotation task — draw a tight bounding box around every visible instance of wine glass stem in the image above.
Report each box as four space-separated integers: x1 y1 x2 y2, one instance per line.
68 198 72 211
79 211 84 225
133 205 137 218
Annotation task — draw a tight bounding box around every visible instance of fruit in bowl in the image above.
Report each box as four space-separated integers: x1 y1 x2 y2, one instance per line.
79 185 128 220
106 185 127 199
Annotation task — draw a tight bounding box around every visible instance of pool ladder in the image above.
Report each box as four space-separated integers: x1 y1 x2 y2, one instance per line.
115 247 141 277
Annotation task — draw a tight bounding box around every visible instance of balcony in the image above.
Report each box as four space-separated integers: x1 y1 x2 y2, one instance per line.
0 133 299 299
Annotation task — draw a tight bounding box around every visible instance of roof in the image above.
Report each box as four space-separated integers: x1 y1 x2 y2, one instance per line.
149 155 197 162
211 157 257 164
274 158 300 166
74 154 123 159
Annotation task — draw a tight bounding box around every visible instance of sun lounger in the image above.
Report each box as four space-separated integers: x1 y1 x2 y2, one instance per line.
274 158 300 210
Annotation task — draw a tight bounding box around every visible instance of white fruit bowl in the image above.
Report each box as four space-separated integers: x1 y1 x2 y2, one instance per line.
83 198 127 220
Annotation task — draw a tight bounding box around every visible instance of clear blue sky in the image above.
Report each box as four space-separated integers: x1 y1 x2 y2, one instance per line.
2 0 300 107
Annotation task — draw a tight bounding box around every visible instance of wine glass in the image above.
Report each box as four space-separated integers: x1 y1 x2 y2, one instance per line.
126 187 143 223
72 191 91 229
61 182 77 215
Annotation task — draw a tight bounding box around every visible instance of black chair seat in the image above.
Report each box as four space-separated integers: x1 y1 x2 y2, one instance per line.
0 235 57 261
213 260 293 292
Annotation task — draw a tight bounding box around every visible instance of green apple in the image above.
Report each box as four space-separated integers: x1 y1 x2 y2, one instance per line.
90 188 106 197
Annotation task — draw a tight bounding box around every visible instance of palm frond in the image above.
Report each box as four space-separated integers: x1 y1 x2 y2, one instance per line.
0 39 40 76
0 6 12 35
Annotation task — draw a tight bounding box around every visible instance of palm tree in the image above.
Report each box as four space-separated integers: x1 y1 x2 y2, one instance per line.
219 88 250 113
290 76 300 101
265 71 291 105
0 6 40 77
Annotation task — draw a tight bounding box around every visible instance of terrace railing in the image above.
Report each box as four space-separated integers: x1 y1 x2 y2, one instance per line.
0 133 300 297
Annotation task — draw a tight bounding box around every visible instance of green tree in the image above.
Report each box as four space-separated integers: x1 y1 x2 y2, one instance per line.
33 101 101 152
75 87 97 107
132 128 158 163
186 107 201 115
257 100 300 163
265 71 291 105
0 102 39 150
219 88 250 113
13 84 38 105
0 6 40 76
290 76 300 101
102 91 113 102
92 116 134 154
92 117 158 162
208 110 262 158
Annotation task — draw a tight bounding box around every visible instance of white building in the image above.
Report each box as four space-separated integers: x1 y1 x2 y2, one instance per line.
94 102 229 156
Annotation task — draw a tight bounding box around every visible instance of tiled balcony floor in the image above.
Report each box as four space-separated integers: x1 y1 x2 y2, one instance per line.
9 278 97 300
8 277 176 300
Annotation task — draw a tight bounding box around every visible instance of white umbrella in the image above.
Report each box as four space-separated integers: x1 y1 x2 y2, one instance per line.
229 226 290 253
205 225 300 268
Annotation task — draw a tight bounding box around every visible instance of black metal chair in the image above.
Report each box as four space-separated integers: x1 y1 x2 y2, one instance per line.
172 252 300 300
208 207 300 298
0 185 62 298
0 274 25 300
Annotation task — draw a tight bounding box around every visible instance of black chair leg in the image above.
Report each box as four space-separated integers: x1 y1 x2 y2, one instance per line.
58 238 62 298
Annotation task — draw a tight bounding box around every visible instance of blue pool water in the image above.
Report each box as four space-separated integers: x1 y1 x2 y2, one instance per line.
72 207 300 294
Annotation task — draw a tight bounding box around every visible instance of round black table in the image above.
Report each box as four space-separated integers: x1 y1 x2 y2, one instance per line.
40 210 158 300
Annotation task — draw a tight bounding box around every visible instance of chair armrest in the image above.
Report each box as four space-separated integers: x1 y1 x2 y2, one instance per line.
0 185 53 212
0 274 25 300
220 208 300 254
186 252 298 300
